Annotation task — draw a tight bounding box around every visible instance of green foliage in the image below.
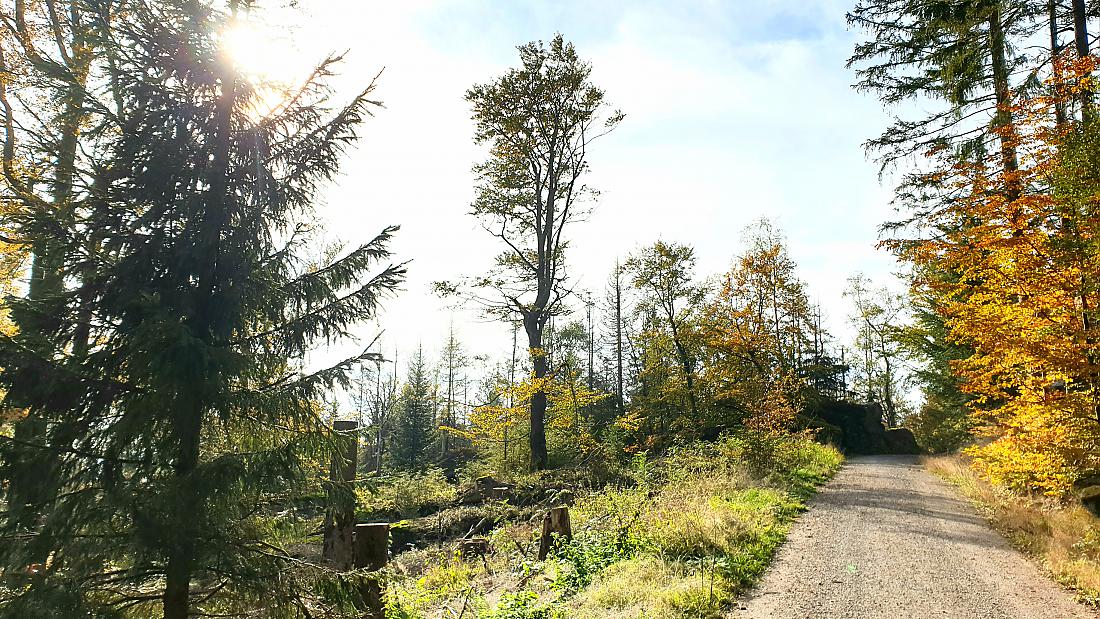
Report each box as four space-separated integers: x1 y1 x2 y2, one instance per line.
562 433 842 616
385 552 483 618
0 2 403 616
906 399 976 453
480 592 563 619
379 433 840 619
390 348 439 470
895 278 975 452
357 468 457 519
552 527 648 594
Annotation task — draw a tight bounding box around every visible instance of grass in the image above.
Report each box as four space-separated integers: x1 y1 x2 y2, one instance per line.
380 432 843 618
564 433 842 617
926 454 1100 605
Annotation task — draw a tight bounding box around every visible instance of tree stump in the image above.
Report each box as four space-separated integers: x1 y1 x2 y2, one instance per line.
537 506 572 560
354 523 389 618
459 537 490 558
322 420 358 569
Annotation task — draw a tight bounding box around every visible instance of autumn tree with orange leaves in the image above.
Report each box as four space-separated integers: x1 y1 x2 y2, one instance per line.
890 58 1100 495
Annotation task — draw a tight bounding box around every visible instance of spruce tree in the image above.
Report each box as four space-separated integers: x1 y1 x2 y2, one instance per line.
0 1 404 617
390 347 437 470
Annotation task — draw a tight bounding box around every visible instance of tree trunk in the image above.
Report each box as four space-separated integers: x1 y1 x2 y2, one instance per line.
526 315 549 470
353 523 389 618
989 7 1020 198
164 15 237 612
614 265 625 416
163 541 195 619
537 507 572 560
323 420 359 570
668 317 698 419
1051 0 1069 126
163 406 202 619
6 7 92 536
1072 0 1093 118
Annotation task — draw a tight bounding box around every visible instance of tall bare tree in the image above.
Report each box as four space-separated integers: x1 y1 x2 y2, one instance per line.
460 34 622 469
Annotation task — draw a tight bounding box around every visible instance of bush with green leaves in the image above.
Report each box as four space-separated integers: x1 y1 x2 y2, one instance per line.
480 592 563 619
357 468 457 519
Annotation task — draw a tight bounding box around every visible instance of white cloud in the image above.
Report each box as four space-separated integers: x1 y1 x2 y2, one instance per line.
269 1 906 386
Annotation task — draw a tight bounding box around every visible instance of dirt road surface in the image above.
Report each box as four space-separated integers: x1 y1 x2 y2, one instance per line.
736 455 1098 618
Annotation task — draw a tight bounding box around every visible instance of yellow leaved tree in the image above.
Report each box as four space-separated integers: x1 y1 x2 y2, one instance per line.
458 351 606 472
892 58 1100 496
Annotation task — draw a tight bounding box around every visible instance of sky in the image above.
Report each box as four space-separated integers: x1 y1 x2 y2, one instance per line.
235 0 905 386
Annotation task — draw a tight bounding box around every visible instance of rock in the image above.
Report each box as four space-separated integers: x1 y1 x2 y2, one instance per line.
808 400 922 455
885 428 921 455
1079 486 1100 516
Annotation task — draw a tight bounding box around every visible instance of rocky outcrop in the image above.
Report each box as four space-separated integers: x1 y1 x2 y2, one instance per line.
807 400 921 455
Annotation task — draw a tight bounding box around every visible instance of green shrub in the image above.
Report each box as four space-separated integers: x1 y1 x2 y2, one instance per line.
480 592 562 619
356 468 457 519
551 527 648 594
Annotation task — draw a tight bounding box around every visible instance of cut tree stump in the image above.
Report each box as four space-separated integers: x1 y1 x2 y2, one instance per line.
459 537 490 558
354 523 389 618
322 420 358 570
537 506 572 560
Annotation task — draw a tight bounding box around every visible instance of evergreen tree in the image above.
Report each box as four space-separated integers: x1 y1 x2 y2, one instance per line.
0 2 404 616
0 0 102 537
438 322 468 456
390 347 438 470
897 279 975 451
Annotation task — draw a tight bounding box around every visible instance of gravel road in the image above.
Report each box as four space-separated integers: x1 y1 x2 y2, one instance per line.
736 455 1098 618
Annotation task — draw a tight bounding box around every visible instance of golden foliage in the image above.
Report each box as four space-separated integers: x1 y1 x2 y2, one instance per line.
459 361 607 470
893 57 1100 496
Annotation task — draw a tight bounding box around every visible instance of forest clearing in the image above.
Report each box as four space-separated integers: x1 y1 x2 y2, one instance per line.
6 1 1100 618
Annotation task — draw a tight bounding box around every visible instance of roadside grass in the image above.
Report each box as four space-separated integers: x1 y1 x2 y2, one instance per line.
564 434 841 618
926 455 1100 605
379 432 842 618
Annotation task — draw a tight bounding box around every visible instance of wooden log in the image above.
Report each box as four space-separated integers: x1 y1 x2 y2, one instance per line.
322 420 358 569
354 523 389 618
537 506 572 560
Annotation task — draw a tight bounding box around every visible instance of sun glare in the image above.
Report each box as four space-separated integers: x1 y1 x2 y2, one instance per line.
220 19 310 118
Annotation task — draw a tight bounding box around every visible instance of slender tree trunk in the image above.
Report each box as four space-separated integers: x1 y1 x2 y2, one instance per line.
525 314 549 470
989 7 1020 198
6 6 93 535
668 321 698 419
506 322 517 465
1073 0 1093 118
1051 0 1069 126
163 407 202 619
586 302 594 390
164 15 238 611
614 265 624 417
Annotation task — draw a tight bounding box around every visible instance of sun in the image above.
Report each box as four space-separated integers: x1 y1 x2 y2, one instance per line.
220 19 302 84
219 18 313 117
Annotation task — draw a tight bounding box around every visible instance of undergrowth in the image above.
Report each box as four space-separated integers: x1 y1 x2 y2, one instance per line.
383 431 843 618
